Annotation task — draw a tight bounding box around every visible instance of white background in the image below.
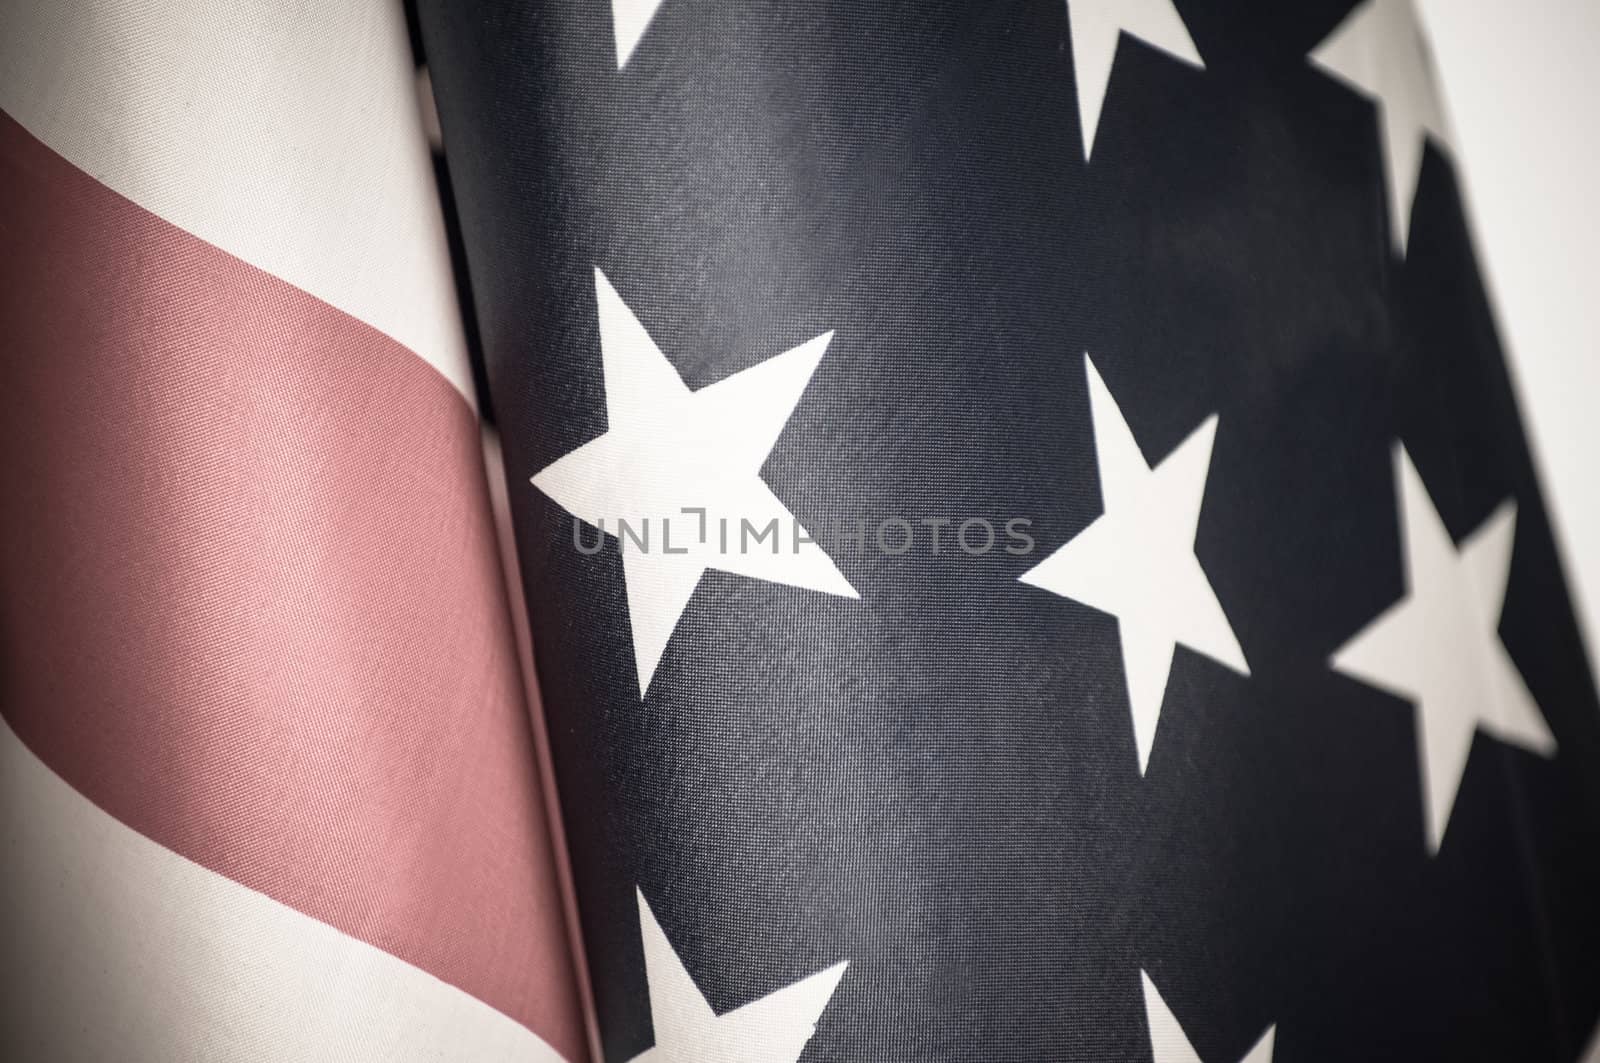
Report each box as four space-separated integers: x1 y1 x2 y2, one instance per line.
1418 0 1600 680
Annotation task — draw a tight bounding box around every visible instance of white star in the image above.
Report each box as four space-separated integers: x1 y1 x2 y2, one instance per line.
1330 443 1556 853
611 0 667 68
1309 0 1451 256
627 889 848 1063
532 269 857 697
1020 353 1249 775
1064 0 1205 161
1142 970 1275 1063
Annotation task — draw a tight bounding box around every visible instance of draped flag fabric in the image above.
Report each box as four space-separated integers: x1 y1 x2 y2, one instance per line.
0 1 583 1059
3 1 1600 1062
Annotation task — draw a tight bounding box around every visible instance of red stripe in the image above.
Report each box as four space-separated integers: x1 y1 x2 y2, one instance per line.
0 110 585 1060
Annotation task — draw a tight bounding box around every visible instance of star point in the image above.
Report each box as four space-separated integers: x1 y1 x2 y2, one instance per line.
1065 0 1204 160
533 269 856 697
629 889 848 1063
1142 971 1276 1063
1309 0 1451 255
1330 443 1556 853
611 0 668 68
1021 353 1247 774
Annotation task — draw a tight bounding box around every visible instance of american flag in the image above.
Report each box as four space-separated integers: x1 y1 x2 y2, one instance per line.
3 1 1599 1061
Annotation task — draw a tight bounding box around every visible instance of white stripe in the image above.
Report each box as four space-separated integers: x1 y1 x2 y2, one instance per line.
0 717 565 1063
0 0 475 404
